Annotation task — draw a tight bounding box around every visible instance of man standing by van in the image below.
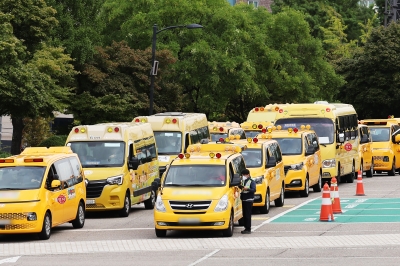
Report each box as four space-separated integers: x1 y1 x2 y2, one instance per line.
239 169 256 234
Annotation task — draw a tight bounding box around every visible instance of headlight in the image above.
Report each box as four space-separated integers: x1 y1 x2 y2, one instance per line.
290 162 304 170
155 195 166 212
214 195 229 212
107 175 123 185
85 178 89 187
253 176 264 184
322 159 336 168
26 212 37 221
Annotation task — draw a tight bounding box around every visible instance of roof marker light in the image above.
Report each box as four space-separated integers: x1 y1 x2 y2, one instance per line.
114 127 120 133
216 153 222 159
74 128 79 133
293 128 299 133
279 109 283 113
261 128 266 133
253 138 258 143
255 107 259 112
252 124 257 129
209 152 215 158
135 118 140 122
178 154 184 159
258 124 263 129
172 118 177 124
276 125 282 130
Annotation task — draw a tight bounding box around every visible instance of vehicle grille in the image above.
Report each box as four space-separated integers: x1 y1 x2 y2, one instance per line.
0 213 27 220
0 223 35 230
86 179 107 198
86 204 105 209
284 166 291 175
169 201 211 211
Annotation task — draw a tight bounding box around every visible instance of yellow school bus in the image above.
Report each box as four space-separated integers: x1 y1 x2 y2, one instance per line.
208 121 246 142
0 147 86 240
153 143 245 237
358 124 374 177
360 119 400 176
66 122 159 217
246 104 287 123
133 112 209 175
229 138 285 214
274 101 360 183
257 126 322 197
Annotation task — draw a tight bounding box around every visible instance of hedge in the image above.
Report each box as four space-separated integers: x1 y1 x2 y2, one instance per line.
38 135 68 147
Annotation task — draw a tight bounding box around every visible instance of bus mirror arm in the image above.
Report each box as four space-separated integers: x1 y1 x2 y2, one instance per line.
128 157 140 170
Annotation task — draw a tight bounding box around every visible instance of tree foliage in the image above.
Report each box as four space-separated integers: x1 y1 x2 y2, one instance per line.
22 117 54 147
336 23 400 119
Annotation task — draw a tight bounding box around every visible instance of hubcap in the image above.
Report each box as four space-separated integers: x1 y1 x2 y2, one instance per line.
125 196 129 213
45 215 51 236
151 191 156 206
319 174 322 188
78 205 84 224
306 179 309 194
281 187 284 202
267 192 270 209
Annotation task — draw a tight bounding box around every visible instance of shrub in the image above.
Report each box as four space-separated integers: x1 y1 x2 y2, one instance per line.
0 150 11 158
38 135 68 147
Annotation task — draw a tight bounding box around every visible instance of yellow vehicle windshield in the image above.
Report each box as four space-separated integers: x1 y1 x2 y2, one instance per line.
0 166 45 190
164 165 226 187
154 132 182 155
369 127 391 142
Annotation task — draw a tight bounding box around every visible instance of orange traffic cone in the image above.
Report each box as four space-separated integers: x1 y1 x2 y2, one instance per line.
330 177 342 214
320 183 334 222
355 170 365 196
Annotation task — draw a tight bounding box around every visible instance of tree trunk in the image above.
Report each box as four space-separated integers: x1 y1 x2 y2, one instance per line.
11 116 24 155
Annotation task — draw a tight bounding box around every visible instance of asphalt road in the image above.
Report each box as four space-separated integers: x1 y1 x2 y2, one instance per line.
1 173 400 266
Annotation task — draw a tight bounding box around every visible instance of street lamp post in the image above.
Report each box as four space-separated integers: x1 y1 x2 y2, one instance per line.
149 23 203 115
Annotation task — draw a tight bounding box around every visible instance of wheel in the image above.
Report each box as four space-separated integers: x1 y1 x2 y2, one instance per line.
346 164 355 183
38 212 51 240
258 189 270 214
388 158 396 176
366 159 374 177
299 176 309 197
72 202 85 228
274 185 285 207
155 228 167 237
312 171 322 192
144 189 156 209
119 192 131 217
222 212 234 237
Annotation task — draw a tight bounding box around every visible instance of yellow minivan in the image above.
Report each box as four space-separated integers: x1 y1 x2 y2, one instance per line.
0 147 86 240
257 126 322 197
66 122 159 217
358 124 374 177
360 119 400 176
208 121 246 142
153 143 245 237
230 137 285 214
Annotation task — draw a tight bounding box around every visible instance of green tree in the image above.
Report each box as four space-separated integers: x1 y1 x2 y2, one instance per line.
0 1 77 154
22 117 54 147
336 23 400 119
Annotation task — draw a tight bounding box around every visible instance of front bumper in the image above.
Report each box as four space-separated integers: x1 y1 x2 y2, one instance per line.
284 168 306 191
86 183 127 211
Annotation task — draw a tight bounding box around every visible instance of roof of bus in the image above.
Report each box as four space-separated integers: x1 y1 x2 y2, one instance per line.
275 102 356 119
66 122 154 142
133 112 208 132
361 119 399 126
1 147 76 166
246 104 290 122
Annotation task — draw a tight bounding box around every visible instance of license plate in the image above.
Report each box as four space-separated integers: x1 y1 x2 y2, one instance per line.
158 156 170 162
86 199 95 205
178 218 200 225
0 220 11 226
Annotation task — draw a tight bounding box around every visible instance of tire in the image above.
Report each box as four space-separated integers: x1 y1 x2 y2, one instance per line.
258 189 270 214
366 159 374 177
155 228 167 237
312 171 322 192
38 212 51 240
144 189 156 209
337 165 342 184
222 212 234 237
346 164 355 183
119 192 131 217
274 185 285 207
388 158 396 176
299 176 309 197
72 202 85 228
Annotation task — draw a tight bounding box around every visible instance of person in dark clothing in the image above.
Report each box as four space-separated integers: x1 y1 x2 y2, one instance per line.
239 168 256 234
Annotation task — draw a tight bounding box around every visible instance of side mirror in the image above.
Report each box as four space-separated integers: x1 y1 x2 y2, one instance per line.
266 157 277 168
128 157 140 170
338 133 345 143
305 146 315 156
395 135 400 144
152 178 161 190
51 180 61 188
360 135 369 144
230 173 241 187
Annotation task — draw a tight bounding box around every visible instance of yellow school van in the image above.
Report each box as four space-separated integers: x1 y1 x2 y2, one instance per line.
66 122 159 217
153 143 245 237
257 126 322 197
358 124 374 177
0 147 86 240
246 104 287 124
274 101 360 184
360 119 400 176
133 112 210 175
208 121 246 142
230 137 285 214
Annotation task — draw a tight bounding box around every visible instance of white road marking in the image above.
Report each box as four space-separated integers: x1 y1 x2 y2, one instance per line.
0 256 20 264
188 249 220 266
69 228 154 232
251 197 319 231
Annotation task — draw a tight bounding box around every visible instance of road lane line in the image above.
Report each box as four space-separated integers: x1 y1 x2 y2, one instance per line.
68 228 154 232
251 197 319 232
188 249 220 266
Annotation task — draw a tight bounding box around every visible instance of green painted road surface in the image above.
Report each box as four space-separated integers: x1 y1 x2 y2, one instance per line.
270 198 400 223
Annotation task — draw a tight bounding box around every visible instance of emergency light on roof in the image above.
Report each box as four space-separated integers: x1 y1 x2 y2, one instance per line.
275 106 279 111
134 118 147 123
165 118 178 124
209 152 222 158
259 134 272 139
279 109 283 113
107 127 120 133
247 137 259 143
261 128 267 133
24 158 44 163
74 127 86 133
219 127 224 132
0 159 14 163
388 115 394 119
